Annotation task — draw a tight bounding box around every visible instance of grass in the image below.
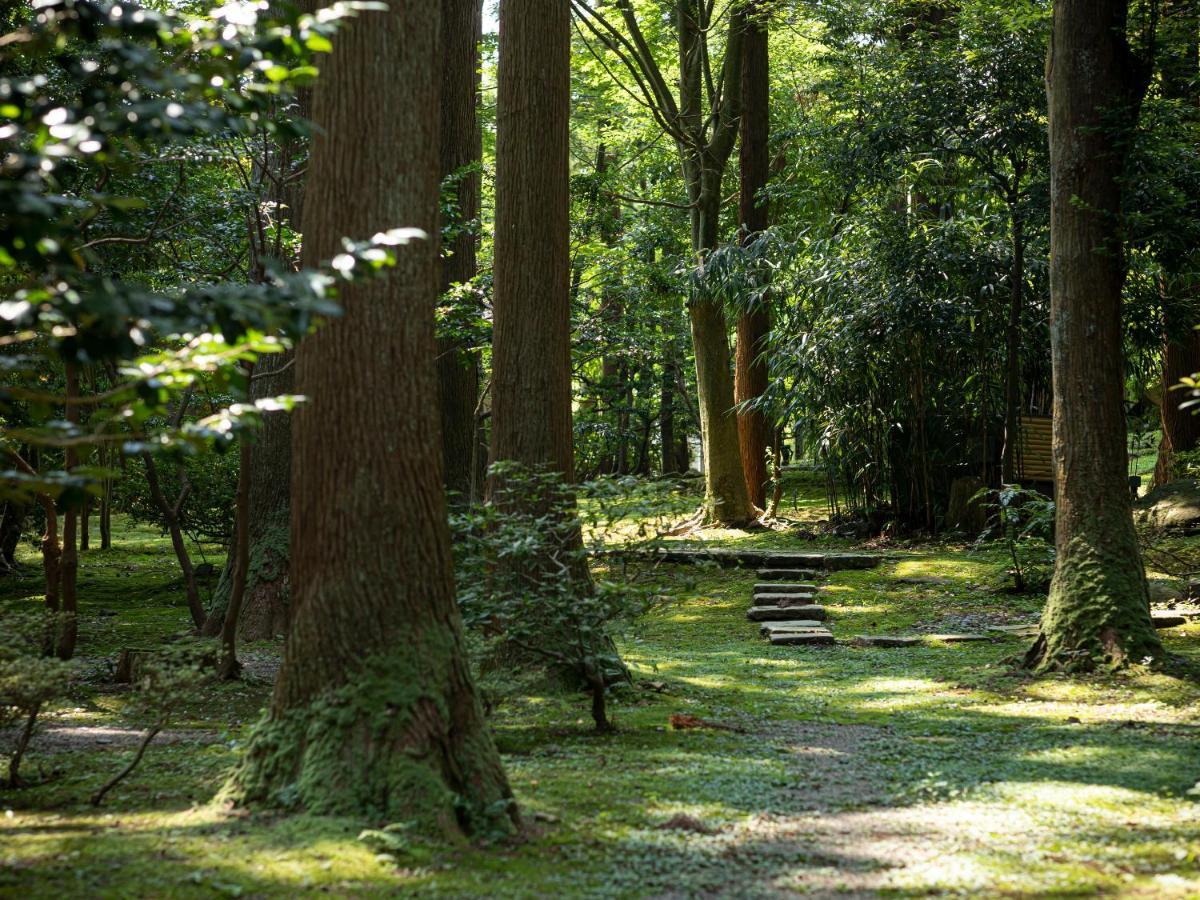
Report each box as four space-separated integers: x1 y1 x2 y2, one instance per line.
3 491 1200 897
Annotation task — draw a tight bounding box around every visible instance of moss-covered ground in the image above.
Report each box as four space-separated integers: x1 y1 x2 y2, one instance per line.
3 481 1200 897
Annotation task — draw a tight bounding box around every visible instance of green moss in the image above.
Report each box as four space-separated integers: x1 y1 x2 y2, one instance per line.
3 497 1200 897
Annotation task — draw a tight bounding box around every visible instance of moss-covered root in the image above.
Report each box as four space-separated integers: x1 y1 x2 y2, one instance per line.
1025 537 1163 673
220 650 518 838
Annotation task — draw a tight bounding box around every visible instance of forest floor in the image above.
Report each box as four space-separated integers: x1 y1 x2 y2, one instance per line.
3 478 1200 898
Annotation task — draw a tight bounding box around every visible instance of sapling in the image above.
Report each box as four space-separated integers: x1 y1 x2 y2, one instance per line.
1 610 73 787
90 641 213 806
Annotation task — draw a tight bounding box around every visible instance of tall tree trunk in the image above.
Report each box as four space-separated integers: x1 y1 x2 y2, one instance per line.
438 0 483 500
1026 0 1162 672
226 0 516 830
734 2 771 509
490 0 576 485
56 364 80 659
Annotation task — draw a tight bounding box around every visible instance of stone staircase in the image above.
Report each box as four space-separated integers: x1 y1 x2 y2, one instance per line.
745 560 846 646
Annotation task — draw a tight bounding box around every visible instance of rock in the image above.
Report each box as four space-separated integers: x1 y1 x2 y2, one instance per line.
752 592 817 607
1134 479 1200 530
753 583 819 594
926 633 992 643
759 620 826 636
770 630 835 646
1147 577 1186 604
851 635 921 648
747 604 827 622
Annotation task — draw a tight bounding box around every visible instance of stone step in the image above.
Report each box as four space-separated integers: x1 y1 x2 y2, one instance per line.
1152 613 1189 629
753 583 819 595
752 592 817 607
770 629 836 646
748 604 826 622
851 635 921 648
757 568 822 581
759 620 826 637
986 624 1040 637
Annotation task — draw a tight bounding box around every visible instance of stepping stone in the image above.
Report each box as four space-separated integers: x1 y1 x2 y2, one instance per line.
851 635 921 648
753 583 819 595
987 624 1040 637
926 633 992 643
753 592 817 607
757 568 821 581
748 604 827 622
770 629 836 646
760 620 826 636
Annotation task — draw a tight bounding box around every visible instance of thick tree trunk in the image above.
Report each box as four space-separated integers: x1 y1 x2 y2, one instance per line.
734 4 771 509
202 352 292 641
438 0 483 501
225 0 516 830
0 502 27 572
1027 0 1162 672
490 0 576 484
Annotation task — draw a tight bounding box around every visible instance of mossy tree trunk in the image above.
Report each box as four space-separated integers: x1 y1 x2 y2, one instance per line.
225 0 517 831
1026 0 1163 673
438 0 483 503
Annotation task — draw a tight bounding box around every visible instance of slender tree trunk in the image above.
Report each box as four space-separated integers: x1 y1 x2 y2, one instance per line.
79 495 90 552
438 0 483 500
734 2 771 509
226 0 516 829
490 0 576 486
142 452 204 629
1001 196 1025 484
660 350 677 475
217 416 252 680
1156 322 1200 484
56 364 80 660
1027 0 1162 672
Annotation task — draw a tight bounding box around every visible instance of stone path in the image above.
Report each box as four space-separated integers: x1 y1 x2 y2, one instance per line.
746 559 838 647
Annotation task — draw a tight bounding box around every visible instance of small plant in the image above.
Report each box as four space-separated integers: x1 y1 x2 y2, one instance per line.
0 609 74 787
975 484 1055 592
90 640 214 806
451 464 677 733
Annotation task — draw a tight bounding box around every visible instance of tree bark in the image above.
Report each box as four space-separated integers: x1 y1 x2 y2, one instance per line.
1001 193 1026 484
1156 322 1200 484
438 0 483 501
734 2 771 509
225 0 516 830
56 363 80 659
490 0 576 485
1027 0 1162 672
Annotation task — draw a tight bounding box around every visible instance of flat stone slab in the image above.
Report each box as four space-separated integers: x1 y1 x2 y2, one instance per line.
925 633 992 643
754 583 819 594
748 604 827 622
753 592 817 607
766 552 880 571
770 630 836 646
757 568 821 581
851 635 921 648
760 620 827 636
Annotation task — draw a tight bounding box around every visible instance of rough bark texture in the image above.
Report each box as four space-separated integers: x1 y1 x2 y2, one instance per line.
734 4 771 510
1157 323 1200 485
203 352 292 641
438 0 483 502
1028 0 1163 672
1001 197 1025 484
490 0 575 482
225 1 516 831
